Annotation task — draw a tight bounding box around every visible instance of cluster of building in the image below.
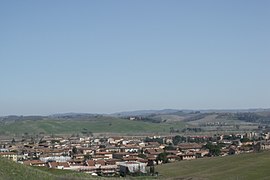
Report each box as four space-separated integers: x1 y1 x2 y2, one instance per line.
0 131 270 177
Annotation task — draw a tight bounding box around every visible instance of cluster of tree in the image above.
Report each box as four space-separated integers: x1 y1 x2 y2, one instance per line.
1 116 44 122
173 135 209 145
183 113 210 122
188 137 208 143
169 127 181 133
157 152 169 163
182 128 203 133
144 137 163 144
164 145 177 151
235 113 261 122
122 115 163 123
223 134 239 141
240 137 252 143
81 128 93 137
218 112 270 124
203 142 223 156
172 135 187 145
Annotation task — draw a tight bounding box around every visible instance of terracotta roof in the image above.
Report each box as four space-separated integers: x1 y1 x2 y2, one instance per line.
106 159 120 165
167 155 179 159
148 142 160 146
49 162 69 168
145 148 163 155
96 159 106 166
86 160 95 166
0 152 16 155
123 156 138 161
178 143 202 150
95 152 112 155
23 160 45 166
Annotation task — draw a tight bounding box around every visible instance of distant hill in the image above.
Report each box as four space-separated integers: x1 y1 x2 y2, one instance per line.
111 109 183 117
1 109 270 136
156 151 270 180
111 108 270 117
49 113 98 118
0 116 186 135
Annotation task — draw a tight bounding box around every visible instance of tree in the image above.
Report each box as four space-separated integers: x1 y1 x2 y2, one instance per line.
172 135 186 145
240 137 251 143
157 152 169 163
138 153 147 159
204 143 221 156
84 154 92 160
164 145 176 151
72 146 78 154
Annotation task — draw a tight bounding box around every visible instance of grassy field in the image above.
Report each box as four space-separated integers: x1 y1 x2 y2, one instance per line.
156 151 270 180
0 157 94 180
0 116 186 135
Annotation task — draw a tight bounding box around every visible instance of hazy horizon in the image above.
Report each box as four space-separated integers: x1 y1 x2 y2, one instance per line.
1 107 270 117
1 1 269 116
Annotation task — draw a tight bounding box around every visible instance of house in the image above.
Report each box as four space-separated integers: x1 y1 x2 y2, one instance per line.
118 161 147 176
23 160 47 166
73 154 85 160
95 152 113 159
48 162 70 169
254 141 270 151
220 149 229 156
82 159 118 176
167 155 179 162
0 152 18 162
179 153 196 160
104 146 121 153
113 152 129 159
121 146 140 153
178 143 202 152
165 150 181 156
78 147 94 155
108 137 123 145
228 145 240 155
147 142 160 147
195 150 209 158
144 148 163 158
39 156 71 162
239 145 253 153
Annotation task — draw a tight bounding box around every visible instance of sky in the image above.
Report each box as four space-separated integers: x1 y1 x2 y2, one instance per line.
0 1 270 116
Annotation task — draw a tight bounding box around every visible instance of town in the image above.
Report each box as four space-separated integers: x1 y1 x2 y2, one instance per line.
1 130 270 177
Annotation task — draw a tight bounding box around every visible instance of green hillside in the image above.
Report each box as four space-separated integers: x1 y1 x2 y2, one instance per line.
0 157 92 180
0 116 185 135
156 151 270 180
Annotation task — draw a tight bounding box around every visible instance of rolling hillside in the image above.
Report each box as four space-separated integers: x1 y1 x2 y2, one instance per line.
156 151 270 180
1 109 270 136
0 116 186 135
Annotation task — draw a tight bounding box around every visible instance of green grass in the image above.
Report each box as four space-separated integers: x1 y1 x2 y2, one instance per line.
156 151 270 180
0 157 94 180
0 116 186 135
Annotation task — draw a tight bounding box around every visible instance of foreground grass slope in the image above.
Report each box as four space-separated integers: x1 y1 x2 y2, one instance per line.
1 151 270 179
156 151 270 180
0 116 185 135
0 157 94 180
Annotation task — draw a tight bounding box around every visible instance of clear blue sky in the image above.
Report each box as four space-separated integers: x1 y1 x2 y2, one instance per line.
0 1 269 115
